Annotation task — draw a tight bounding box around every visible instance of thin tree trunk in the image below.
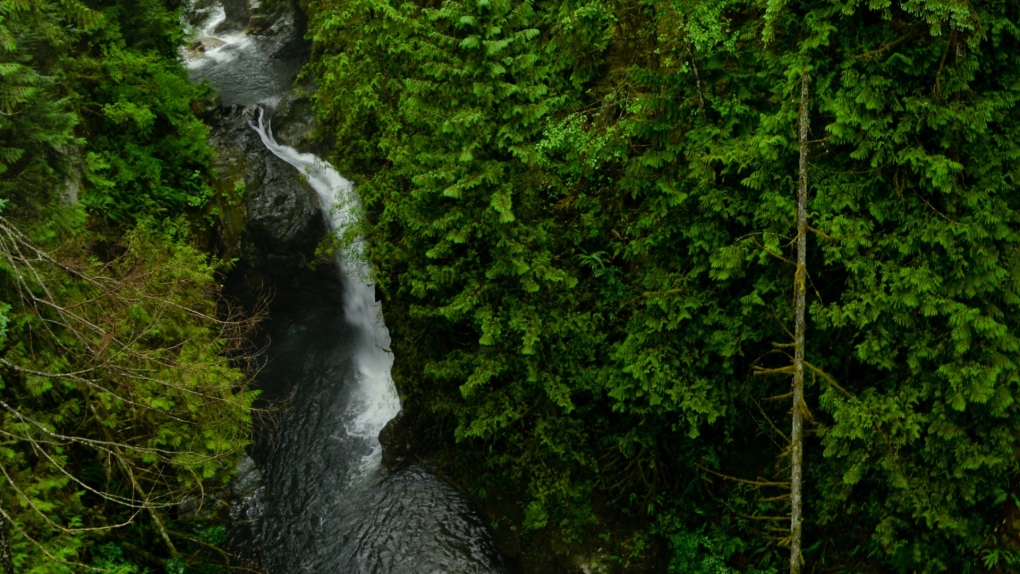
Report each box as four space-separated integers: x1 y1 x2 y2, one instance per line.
0 505 14 574
789 70 810 574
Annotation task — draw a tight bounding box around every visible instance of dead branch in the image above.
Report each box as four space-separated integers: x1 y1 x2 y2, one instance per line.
696 464 791 488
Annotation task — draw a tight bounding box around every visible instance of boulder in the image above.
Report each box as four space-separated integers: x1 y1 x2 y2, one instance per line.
184 36 226 59
379 410 417 471
270 88 319 152
215 0 251 33
230 454 264 498
244 147 325 275
206 105 327 277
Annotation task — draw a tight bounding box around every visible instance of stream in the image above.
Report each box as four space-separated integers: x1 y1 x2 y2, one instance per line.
184 4 507 572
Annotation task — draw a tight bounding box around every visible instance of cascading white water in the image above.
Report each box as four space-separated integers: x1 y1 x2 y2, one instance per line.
250 109 401 474
183 1 304 105
185 6 255 69
186 3 506 570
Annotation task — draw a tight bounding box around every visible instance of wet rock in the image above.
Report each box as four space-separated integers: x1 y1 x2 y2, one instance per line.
245 13 273 35
270 89 319 152
193 37 226 51
245 141 325 276
204 0 309 62
184 36 226 58
207 106 259 261
230 454 264 498
379 410 417 471
206 105 326 277
182 0 220 28
248 0 309 60
215 0 251 33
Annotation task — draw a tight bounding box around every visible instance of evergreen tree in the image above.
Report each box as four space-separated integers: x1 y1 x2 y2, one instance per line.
0 0 257 570
304 0 1020 570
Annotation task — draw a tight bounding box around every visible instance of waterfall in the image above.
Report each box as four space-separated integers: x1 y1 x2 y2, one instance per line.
188 3 506 570
249 108 401 474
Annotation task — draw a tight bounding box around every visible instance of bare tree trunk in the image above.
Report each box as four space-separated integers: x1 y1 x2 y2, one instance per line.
0 505 14 574
789 70 810 574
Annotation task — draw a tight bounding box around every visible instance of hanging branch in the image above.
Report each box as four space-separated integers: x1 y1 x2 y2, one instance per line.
789 69 810 574
0 215 266 560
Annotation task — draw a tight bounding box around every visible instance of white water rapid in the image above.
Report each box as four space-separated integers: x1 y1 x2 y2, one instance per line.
250 109 401 476
185 6 254 69
183 1 305 105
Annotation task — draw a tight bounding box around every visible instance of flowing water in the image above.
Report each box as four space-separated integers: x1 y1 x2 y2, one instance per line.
185 5 306 106
185 4 506 572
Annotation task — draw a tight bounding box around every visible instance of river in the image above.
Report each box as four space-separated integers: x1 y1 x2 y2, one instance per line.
184 3 507 572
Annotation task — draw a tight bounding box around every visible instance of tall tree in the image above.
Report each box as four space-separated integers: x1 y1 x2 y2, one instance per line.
789 69 809 574
305 0 1020 570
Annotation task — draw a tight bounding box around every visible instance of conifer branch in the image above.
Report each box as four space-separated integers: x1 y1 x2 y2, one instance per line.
739 513 791 521
802 360 854 398
755 398 791 444
850 31 917 60
753 365 795 376
696 464 791 488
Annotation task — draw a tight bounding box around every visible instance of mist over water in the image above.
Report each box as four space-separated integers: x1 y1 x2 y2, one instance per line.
185 2 506 572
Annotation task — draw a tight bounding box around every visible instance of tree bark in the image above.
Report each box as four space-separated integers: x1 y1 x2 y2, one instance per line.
789 70 810 574
0 505 14 574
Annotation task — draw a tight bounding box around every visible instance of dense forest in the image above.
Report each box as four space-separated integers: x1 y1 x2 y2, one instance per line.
4 0 1020 572
301 0 1020 571
0 0 254 571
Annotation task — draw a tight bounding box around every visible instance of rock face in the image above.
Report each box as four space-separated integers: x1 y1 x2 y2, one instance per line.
378 410 417 471
207 105 326 279
248 0 309 61
270 88 322 153
217 0 251 32
244 140 325 275
207 0 308 60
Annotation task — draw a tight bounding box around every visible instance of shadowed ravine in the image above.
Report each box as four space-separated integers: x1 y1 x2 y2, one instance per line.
184 2 506 571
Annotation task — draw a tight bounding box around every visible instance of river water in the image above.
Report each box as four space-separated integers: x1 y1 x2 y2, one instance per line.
184 4 506 572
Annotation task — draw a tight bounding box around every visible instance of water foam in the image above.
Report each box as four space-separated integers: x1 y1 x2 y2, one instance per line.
184 6 255 69
249 109 401 475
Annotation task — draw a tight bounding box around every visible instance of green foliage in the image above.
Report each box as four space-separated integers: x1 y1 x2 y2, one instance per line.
307 0 1020 570
305 0 620 539
0 0 82 202
73 0 216 223
665 530 776 574
0 0 252 570
90 544 147 574
0 0 215 222
0 220 256 571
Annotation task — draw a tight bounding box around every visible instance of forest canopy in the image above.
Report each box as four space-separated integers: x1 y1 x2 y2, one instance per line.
0 0 254 571
302 0 1020 571
4 0 1020 571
